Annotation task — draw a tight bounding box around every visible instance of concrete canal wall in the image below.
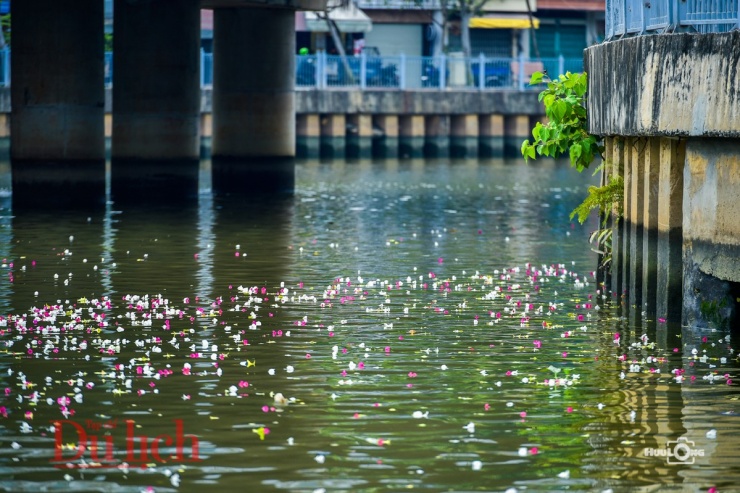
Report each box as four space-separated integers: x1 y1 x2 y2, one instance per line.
0 87 545 159
585 32 740 329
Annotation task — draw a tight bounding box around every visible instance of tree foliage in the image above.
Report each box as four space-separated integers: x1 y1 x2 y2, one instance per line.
521 71 623 273
570 175 624 225
521 71 603 172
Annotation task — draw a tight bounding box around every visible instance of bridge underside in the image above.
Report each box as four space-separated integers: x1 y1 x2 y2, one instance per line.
11 0 320 207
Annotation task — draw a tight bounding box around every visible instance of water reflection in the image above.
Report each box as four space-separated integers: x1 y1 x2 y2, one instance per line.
0 157 738 493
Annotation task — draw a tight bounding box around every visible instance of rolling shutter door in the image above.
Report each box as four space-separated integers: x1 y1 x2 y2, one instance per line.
364 24 423 56
471 28 513 57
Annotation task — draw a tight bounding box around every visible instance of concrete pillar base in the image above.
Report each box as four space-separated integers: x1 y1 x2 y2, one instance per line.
347 137 373 159
296 114 320 159
211 157 294 197
451 115 478 158
681 138 740 330
609 137 627 310
682 250 739 331
373 115 399 159
297 137 320 159
111 158 199 205
629 138 645 312
504 115 529 158
12 160 105 209
424 115 449 158
320 114 346 159
621 138 633 309
479 137 504 158
450 138 478 158
399 116 424 159
346 115 373 159
320 139 346 159
641 138 661 318
424 138 449 158
372 138 398 159
656 138 685 324
399 138 424 158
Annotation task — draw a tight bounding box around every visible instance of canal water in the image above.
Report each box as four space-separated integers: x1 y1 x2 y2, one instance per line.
0 157 738 493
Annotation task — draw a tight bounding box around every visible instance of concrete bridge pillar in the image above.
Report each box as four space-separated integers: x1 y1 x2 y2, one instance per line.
212 8 295 161
111 0 201 203
640 138 661 319
399 116 424 158
479 115 504 158
424 115 449 158
346 115 373 159
320 114 346 159
656 138 685 324
372 115 399 158
296 114 321 158
504 115 529 158
450 115 478 158
608 137 626 307
629 138 646 317
10 0 105 208
621 138 633 309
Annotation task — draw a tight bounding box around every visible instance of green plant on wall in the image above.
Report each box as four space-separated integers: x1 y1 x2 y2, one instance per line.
520 71 622 271
521 71 602 171
700 299 728 329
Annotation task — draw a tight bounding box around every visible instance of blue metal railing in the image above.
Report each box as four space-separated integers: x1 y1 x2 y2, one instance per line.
0 50 583 90
296 52 582 90
607 0 739 39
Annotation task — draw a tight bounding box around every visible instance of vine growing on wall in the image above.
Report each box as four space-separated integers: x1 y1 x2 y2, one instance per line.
520 71 622 272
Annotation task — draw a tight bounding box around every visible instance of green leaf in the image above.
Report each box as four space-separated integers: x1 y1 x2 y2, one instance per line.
521 140 530 159
529 71 544 85
552 100 567 122
569 142 582 164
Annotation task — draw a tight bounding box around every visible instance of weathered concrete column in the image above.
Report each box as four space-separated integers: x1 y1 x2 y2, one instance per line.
621 138 633 307
450 114 479 158
682 139 740 329
504 115 529 157
629 138 646 314
424 115 449 158
212 8 294 160
11 0 105 208
604 137 624 302
586 32 740 330
346 114 373 159
373 115 399 158
296 114 321 159
112 0 201 203
641 138 660 318
320 114 346 159
399 115 424 158
609 137 626 303
479 114 504 158
656 138 685 324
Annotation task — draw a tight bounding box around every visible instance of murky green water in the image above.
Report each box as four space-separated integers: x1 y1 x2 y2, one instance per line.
0 158 738 493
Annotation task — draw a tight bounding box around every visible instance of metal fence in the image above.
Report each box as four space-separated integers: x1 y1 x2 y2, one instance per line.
0 50 582 90
295 52 582 90
607 0 740 39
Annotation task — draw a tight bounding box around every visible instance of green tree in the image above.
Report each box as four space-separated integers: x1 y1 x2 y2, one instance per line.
521 71 622 273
